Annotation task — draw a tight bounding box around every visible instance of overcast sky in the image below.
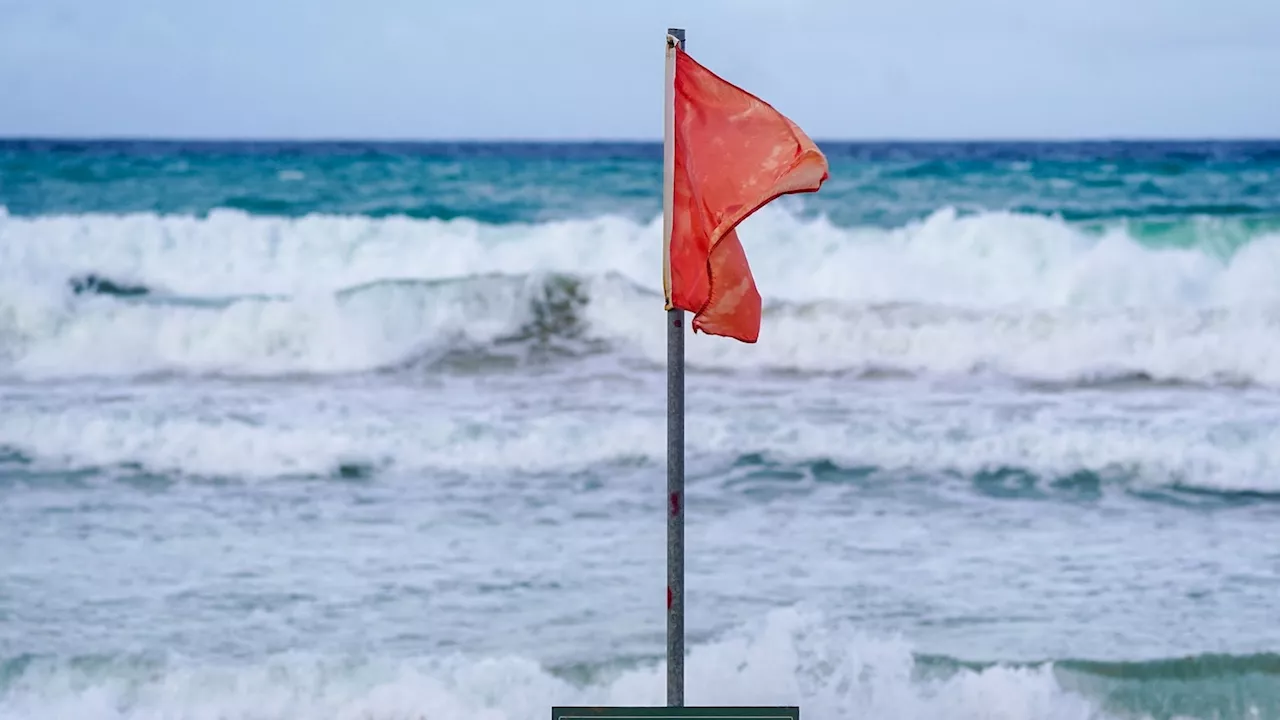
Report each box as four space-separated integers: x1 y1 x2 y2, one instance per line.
0 0 1276 140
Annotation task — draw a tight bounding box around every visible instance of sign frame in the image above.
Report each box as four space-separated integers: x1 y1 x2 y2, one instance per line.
553 707 799 720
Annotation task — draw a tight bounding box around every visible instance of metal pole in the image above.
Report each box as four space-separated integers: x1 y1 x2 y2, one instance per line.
663 26 686 709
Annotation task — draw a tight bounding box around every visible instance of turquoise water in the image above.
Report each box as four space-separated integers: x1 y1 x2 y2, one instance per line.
2 140 1280 719
5 140 1280 229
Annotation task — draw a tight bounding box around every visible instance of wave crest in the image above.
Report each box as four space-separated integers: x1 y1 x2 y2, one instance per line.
4 207 1280 382
3 608 1277 720
5 205 1280 306
4 269 1280 384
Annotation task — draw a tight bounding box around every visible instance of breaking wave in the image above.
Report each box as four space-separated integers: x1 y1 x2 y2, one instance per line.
4 389 1280 494
1 609 1275 720
3 206 1280 383
3 271 1280 385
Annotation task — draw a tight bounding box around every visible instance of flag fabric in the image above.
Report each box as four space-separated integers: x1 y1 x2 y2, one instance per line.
663 42 829 343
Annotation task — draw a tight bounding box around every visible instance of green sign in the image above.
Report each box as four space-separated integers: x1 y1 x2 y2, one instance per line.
553 707 799 720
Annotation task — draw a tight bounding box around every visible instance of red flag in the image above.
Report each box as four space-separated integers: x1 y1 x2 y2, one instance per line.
663 41 829 343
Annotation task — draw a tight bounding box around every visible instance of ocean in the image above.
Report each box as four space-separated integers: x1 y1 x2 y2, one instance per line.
1 139 1279 720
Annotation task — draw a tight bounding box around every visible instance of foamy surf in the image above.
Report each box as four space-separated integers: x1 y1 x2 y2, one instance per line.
4 205 1280 383
2 375 1277 494
4 608 1272 720
3 269 1280 385
0 610 1129 720
4 205 1280 307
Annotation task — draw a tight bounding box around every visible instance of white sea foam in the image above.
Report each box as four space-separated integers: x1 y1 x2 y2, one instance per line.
2 380 1276 494
0 274 547 377
0 609 1113 720
1 272 1279 385
3 206 1280 383
3 205 1280 307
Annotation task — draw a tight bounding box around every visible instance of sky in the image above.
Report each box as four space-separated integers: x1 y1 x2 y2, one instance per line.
0 0 1276 140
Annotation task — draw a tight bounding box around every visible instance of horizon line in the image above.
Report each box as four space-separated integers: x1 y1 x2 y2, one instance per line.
3 134 1279 145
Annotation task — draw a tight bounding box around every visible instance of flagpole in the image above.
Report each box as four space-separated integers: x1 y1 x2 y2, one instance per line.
663 25 686 710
